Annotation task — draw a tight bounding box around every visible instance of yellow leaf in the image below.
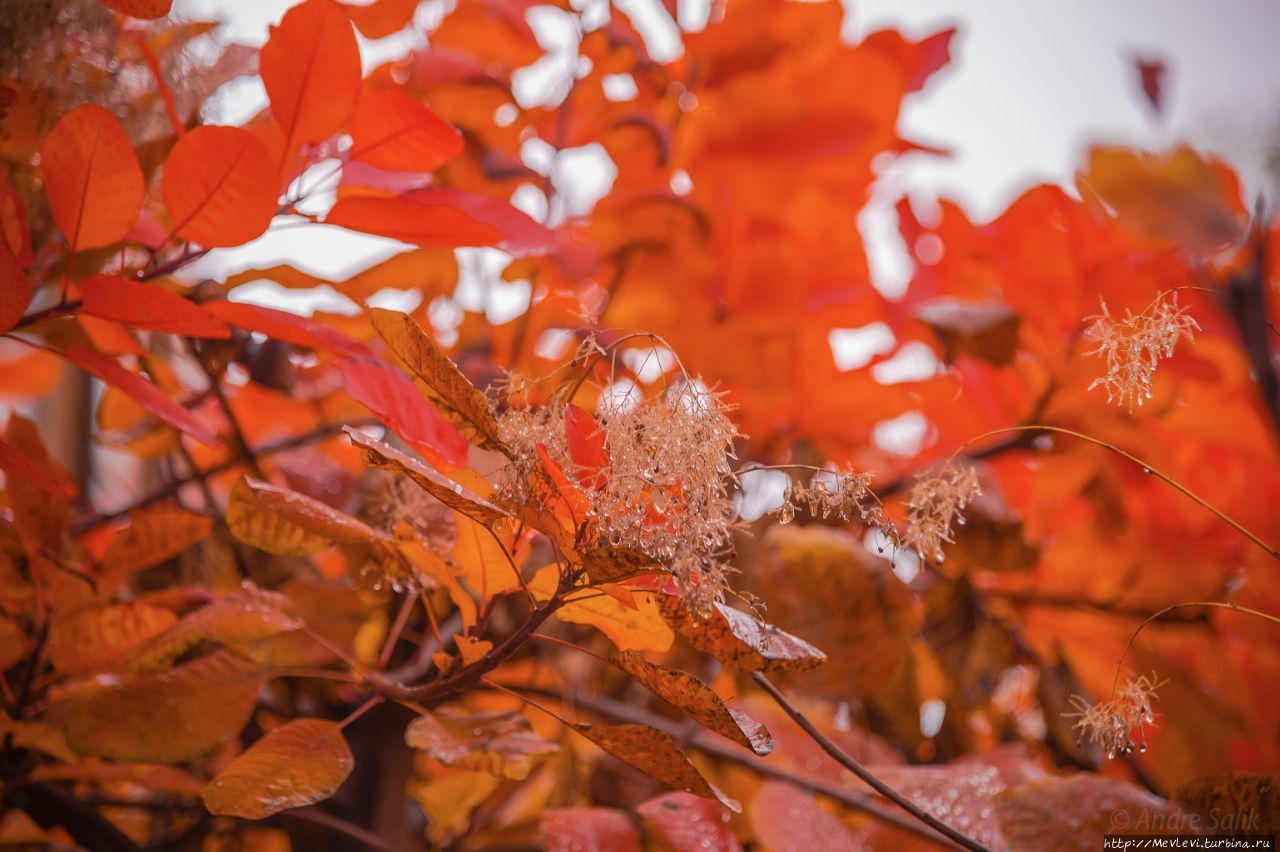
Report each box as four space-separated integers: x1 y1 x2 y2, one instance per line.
453 512 521 602
531 565 673 653
203 718 354 819
394 522 477 628
409 770 500 845
227 476 391 556
456 635 492 666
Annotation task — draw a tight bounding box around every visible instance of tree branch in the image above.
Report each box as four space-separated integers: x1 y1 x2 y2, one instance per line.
751 672 992 852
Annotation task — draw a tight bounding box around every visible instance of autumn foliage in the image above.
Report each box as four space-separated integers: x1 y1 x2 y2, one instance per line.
1 0 1279 849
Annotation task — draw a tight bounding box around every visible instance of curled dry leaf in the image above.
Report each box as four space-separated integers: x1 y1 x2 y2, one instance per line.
63 650 263 763
203 718 354 819
345 426 508 525
367 307 507 452
613 650 772 755
101 502 214 577
660 596 826 674
404 708 559 780
572 721 738 812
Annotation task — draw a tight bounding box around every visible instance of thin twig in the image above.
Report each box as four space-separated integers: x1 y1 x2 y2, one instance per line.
752 672 991 852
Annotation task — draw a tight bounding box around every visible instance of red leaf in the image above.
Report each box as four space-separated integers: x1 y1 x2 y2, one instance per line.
80 275 230 339
40 105 144 252
337 359 469 469
162 126 278 248
202 301 372 358
61 346 220 447
0 240 28 335
349 89 464 173
260 0 362 154
565 403 608 489
540 808 642 852
639 792 741 852
325 195 502 247
99 0 172 18
404 188 557 253
0 435 76 497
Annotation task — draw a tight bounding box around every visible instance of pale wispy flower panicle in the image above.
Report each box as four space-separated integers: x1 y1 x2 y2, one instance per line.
1085 293 1200 411
902 463 981 564
772 469 888 531
1066 673 1163 759
497 380 742 615
360 474 457 592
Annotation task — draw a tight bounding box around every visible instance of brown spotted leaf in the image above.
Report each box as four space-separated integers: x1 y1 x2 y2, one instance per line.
580 547 657 584
405 708 559 780
660 597 826 674
367 307 507 451
203 718 354 819
63 650 263 763
48 601 178 673
101 503 214 577
345 426 509 526
613 650 771 755
573 722 738 811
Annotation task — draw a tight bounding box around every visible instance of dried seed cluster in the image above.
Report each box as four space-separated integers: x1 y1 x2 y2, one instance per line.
1066 673 1163 759
1086 294 1200 411
902 463 981 564
360 473 456 592
498 382 742 615
772 470 887 529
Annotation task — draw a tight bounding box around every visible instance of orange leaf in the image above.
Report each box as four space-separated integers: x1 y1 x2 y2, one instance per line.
405 708 558 780
203 719 354 819
350 89 463 172
260 0 362 154
40 105 144 252
47 602 178 674
660 597 827 674
341 0 418 39
61 345 220 447
326 195 501 247
101 503 214 577
161 125 278 248
80 274 231 339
